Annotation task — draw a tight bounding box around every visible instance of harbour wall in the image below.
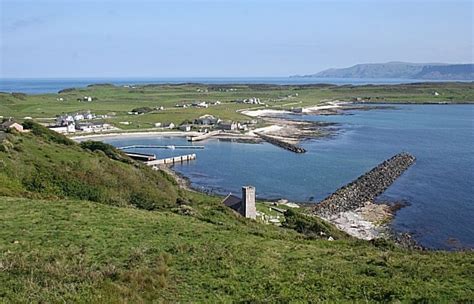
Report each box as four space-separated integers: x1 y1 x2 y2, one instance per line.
146 153 196 166
255 132 306 153
312 152 415 217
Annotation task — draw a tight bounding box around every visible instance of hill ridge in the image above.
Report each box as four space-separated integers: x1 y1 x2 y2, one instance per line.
295 62 473 80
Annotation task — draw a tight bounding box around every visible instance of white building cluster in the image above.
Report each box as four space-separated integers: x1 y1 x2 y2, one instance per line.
50 111 113 134
234 97 264 105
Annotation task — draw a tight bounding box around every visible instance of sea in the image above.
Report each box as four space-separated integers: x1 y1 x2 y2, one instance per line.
1 78 473 250
101 105 474 250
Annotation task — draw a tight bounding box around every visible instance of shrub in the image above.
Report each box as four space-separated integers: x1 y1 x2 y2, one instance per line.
80 141 132 164
282 208 349 240
131 107 153 114
22 121 75 146
11 92 27 100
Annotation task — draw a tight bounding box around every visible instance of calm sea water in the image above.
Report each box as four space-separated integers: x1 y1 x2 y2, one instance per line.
0 77 456 94
101 104 474 250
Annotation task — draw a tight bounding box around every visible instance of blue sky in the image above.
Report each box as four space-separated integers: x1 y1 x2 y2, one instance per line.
0 0 472 78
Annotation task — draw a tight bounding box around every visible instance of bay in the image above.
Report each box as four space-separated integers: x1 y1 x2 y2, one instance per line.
102 104 474 249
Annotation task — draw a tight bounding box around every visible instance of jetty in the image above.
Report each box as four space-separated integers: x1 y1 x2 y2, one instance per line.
124 152 156 161
188 130 221 142
145 153 196 166
119 145 204 150
312 152 415 218
255 132 306 153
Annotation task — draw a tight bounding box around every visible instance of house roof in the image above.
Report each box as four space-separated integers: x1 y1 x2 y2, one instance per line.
222 194 242 212
1 121 21 128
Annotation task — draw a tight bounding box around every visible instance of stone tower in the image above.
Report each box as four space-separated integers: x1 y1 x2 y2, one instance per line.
241 186 256 219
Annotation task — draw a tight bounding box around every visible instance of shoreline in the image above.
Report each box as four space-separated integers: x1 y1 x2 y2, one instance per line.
163 163 418 247
72 104 424 247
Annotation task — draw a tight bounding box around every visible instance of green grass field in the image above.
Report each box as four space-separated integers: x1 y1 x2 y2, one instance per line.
2 197 473 303
0 126 473 302
1 82 473 130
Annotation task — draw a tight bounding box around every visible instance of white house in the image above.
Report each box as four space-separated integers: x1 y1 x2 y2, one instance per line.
76 123 93 133
193 101 209 108
238 123 248 131
0 121 24 133
49 122 76 134
91 122 112 132
163 122 175 129
195 114 220 125
179 124 192 132
83 112 94 120
56 115 74 126
74 114 85 121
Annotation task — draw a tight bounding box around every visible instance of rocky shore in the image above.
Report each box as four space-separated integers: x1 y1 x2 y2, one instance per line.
312 152 416 218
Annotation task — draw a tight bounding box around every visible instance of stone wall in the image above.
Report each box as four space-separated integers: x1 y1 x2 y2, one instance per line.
312 153 415 218
255 132 306 153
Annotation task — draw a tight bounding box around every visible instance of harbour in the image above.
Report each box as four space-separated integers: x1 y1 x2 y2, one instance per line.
104 104 474 249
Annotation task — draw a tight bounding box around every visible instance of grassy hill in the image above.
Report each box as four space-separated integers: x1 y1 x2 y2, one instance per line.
0 124 180 209
0 126 473 302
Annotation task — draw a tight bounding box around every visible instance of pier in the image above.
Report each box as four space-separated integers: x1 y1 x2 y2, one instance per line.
187 130 221 142
312 152 415 218
124 152 156 161
146 153 197 166
255 132 306 153
119 145 204 150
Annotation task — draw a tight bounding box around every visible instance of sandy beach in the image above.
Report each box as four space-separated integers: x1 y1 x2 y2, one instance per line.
241 109 292 117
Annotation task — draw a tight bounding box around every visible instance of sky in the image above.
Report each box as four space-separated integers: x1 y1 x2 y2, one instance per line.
0 0 472 78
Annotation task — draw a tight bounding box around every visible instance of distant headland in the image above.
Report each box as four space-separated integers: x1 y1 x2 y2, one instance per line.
293 62 474 80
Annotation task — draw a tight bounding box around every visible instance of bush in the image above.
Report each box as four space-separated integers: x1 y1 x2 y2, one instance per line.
131 107 153 114
11 92 27 100
80 141 132 163
282 209 349 240
22 121 75 146
1 128 179 210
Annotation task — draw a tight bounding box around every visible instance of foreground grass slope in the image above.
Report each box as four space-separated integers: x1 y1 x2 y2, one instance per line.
1 197 473 302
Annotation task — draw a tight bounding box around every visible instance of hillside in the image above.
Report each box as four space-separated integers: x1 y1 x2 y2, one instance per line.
298 62 474 80
0 127 473 302
2 197 474 302
0 123 180 209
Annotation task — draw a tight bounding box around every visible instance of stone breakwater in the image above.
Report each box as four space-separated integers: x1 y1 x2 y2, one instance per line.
255 132 306 153
312 153 415 218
